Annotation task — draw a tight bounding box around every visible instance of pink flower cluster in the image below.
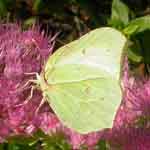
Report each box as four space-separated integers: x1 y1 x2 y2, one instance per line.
109 57 150 149
0 24 102 149
0 23 55 139
0 24 149 149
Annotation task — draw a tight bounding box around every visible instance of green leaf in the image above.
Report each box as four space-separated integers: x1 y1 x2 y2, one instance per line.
40 27 127 134
123 15 150 36
123 16 150 64
135 30 150 64
33 0 41 12
127 47 142 63
1 130 70 150
109 0 129 29
0 0 7 17
96 139 110 150
42 132 71 150
23 17 36 28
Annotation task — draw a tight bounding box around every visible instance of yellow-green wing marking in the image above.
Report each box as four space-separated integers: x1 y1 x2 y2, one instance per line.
42 27 127 134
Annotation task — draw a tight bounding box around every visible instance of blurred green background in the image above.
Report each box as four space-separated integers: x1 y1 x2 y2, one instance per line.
0 0 149 44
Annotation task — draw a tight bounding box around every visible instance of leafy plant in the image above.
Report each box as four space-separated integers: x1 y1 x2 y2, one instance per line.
123 15 150 36
109 0 150 73
108 0 130 29
0 130 71 150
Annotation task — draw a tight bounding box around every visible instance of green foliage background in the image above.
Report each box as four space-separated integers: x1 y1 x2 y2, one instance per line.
0 0 149 43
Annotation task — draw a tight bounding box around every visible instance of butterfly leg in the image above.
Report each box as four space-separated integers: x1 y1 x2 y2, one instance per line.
35 98 46 114
15 85 36 107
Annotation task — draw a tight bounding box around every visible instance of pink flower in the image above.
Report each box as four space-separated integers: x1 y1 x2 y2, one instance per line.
0 23 56 138
108 57 150 149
